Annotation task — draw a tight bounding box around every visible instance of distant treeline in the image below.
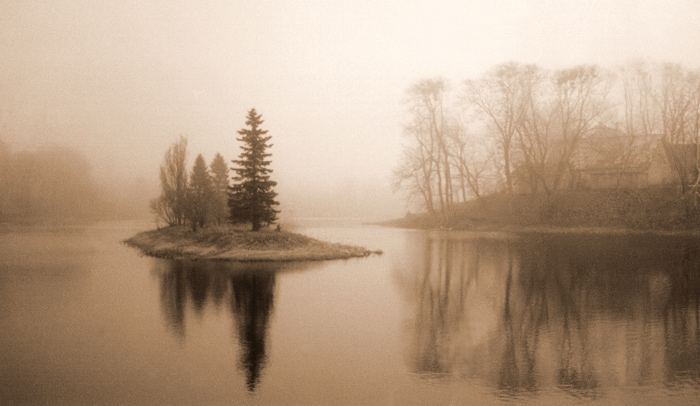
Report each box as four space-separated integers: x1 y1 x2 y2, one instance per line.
0 139 115 222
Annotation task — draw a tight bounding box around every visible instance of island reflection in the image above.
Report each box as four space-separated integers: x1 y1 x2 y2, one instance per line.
395 232 700 398
152 260 309 392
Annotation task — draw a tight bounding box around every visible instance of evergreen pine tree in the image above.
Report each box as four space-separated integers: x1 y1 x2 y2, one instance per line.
210 153 229 224
210 153 229 194
229 109 279 231
186 154 213 231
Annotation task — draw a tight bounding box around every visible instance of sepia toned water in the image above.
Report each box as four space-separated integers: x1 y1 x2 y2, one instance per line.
1 221 699 405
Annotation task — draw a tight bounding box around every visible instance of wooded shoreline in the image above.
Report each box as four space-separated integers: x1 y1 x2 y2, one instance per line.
384 186 700 234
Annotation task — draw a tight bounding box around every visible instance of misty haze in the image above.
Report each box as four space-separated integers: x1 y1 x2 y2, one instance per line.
2 1 700 405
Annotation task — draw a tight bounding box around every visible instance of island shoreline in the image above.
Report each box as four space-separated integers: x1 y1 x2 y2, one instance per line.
123 225 382 262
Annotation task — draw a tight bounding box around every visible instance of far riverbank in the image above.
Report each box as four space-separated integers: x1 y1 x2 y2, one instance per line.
383 186 700 234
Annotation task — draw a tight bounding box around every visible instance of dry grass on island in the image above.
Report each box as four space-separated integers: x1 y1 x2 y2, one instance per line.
124 225 381 262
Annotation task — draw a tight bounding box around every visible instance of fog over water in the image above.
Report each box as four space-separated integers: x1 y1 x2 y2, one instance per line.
4 5 700 405
1 1 700 219
1 222 699 404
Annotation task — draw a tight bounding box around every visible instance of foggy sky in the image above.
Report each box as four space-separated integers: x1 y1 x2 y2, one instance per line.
2 0 700 219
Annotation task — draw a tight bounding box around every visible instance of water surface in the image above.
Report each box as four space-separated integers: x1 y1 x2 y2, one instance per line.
0 221 698 404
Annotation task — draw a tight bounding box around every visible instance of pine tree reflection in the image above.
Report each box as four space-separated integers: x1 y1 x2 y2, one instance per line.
210 271 228 310
397 232 700 398
229 271 275 392
153 260 304 392
187 265 210 315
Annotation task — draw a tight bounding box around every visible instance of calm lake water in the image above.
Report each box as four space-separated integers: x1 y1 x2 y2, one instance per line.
1 220 699 405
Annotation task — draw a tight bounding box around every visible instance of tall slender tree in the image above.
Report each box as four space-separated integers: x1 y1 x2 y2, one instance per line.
229 109 279 231
463 63 533 194
185 154 213 231
210 153 229 224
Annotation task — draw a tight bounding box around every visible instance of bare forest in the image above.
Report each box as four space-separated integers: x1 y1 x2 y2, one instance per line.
394 61 700 220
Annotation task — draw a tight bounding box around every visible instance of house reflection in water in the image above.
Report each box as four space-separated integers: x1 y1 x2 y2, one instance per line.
394 231 700 398
153 260 298 392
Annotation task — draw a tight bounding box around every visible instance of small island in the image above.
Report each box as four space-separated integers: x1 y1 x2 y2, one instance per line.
126 108 380 262
124 226 380 262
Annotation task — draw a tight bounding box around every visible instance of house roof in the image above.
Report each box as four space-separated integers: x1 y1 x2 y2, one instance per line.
571 126 659 171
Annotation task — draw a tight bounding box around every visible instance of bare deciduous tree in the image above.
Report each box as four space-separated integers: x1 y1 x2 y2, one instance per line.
511 65 552 194
463 63 535 194
648 64 700 200
395 78 456 218
393 146 436 214
659 63 697 144
620 60 660 137
549 65 612 190
411 79 454 213
394 61 700 219
150 135 188 226
447 120 494 200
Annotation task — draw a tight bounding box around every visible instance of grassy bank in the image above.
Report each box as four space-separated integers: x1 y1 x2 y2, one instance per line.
124 225 381 262
386 186 700 232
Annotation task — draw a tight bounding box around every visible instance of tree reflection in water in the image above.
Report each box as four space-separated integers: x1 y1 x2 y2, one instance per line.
230 271 275 392
152 260 304 392
395 231 700 399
